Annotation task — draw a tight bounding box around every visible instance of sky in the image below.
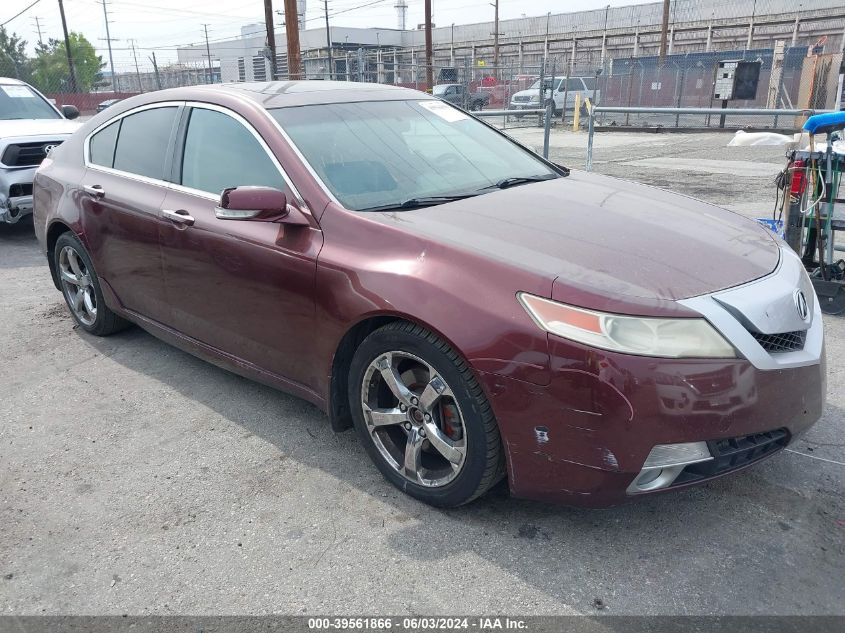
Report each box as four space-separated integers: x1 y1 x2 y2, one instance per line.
2 0 653 72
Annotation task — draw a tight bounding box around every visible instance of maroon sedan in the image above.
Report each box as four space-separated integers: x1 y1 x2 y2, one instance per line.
33 82 825 507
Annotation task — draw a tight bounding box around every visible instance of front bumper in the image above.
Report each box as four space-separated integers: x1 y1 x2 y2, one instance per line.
1 167 37 224
481 344 825 507
508 103 540 111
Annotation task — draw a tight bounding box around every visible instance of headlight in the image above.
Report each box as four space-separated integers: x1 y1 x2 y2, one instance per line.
518 293 736 359
529 94 540 102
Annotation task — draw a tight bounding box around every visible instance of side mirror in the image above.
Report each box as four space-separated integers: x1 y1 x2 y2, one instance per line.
215 186 309 225
61 104 79 120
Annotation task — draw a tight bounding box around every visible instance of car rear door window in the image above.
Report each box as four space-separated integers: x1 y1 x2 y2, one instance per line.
88 120 120 168
112 106 178 180
180 107 284 196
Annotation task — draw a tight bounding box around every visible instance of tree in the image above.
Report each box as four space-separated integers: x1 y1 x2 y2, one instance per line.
31 32 104 93
0 27 30 81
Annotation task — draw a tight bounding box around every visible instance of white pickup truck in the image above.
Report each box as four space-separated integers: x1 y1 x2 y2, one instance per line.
0 77 80 224
509 76 598 115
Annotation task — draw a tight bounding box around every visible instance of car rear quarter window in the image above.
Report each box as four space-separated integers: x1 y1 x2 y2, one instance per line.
179 107 285 196
88 120 120 168
112 106 178 180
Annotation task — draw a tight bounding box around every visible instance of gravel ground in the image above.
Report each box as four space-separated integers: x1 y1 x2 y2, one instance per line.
1 129 844 616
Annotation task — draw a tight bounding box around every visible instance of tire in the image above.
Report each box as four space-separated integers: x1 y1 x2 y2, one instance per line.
53 232 129 336
348 321 505 507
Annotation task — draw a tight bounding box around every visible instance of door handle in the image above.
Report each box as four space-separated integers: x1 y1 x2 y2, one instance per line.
162 208 195 226
83 184 105 198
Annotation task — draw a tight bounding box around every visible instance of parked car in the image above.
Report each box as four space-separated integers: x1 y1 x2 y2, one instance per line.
432 83 490 111
0 77 79 224
509 75 598 115
96 98 122 113
33 82 824 508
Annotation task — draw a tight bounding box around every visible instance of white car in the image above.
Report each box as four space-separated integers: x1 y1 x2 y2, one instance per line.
509 76 598 115
0 77 80 224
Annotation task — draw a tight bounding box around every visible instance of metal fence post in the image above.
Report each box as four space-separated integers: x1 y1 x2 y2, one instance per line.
543 98 552 159
586 106 595 171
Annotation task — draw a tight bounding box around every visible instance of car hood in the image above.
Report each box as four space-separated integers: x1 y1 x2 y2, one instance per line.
0 118 80 140
376 171 780 315
512 89 540 99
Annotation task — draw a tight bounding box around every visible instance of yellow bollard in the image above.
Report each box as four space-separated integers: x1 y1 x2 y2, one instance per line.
572 93 581 132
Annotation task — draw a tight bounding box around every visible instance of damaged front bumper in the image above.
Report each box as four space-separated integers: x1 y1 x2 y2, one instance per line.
1 168 36 224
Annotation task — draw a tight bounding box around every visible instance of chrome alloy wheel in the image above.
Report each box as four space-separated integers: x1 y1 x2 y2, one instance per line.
58 245 97 327
361 351 467 487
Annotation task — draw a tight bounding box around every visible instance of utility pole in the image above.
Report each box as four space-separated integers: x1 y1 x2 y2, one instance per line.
492 0 499 76
100 0 117 92
424 0 433 89
130 39 142 92
264 0 278 80
150 52 162 89
202 24 214 84
323 0 333 79
658 0 670 63
283 0 302 79
57 0 78 93
33 16 44 48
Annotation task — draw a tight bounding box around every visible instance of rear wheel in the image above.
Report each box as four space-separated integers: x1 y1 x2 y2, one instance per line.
54 233 128 336
349 322 504 507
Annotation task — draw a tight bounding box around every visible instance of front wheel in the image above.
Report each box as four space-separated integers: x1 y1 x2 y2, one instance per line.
348 322 505 507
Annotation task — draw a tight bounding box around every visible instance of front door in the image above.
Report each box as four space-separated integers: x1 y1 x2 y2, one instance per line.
158 105 323 388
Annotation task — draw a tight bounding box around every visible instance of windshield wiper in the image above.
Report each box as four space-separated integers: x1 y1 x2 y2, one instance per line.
359 194 478 212
479 174 559 191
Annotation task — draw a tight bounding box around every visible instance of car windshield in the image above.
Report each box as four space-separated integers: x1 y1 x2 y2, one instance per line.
0 84 61 120
270 100 558 211
528 78 563 91
432 85 450 95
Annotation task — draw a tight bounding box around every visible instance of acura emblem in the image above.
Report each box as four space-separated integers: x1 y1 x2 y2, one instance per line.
794 289 810 322
43 144 58 155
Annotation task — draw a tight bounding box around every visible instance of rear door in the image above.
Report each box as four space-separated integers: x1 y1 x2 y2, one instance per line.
158 104 323 386
80 104 180 324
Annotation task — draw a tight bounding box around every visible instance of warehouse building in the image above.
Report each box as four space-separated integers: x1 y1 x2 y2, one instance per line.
176 0 845 86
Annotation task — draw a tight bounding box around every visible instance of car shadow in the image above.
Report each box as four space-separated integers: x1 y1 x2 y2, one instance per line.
73 324 845 614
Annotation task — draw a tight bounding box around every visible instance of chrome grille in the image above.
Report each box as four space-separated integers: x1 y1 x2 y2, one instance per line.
1 141 62 167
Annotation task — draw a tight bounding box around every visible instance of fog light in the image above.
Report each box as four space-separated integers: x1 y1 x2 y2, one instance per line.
627 441 714 495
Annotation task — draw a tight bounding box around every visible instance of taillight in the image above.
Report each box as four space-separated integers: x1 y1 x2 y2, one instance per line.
790 159 806 196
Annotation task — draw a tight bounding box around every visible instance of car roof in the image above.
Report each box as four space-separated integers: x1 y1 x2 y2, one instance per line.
0 77 27 85
154 80 433 109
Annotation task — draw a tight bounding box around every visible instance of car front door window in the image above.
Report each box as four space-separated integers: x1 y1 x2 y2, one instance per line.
179 107 286 196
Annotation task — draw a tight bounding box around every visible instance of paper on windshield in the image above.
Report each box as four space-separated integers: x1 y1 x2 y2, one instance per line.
1 85 35 98
418 100 469 123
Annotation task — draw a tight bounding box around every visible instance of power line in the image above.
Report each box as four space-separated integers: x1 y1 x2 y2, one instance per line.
1 0 44 27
